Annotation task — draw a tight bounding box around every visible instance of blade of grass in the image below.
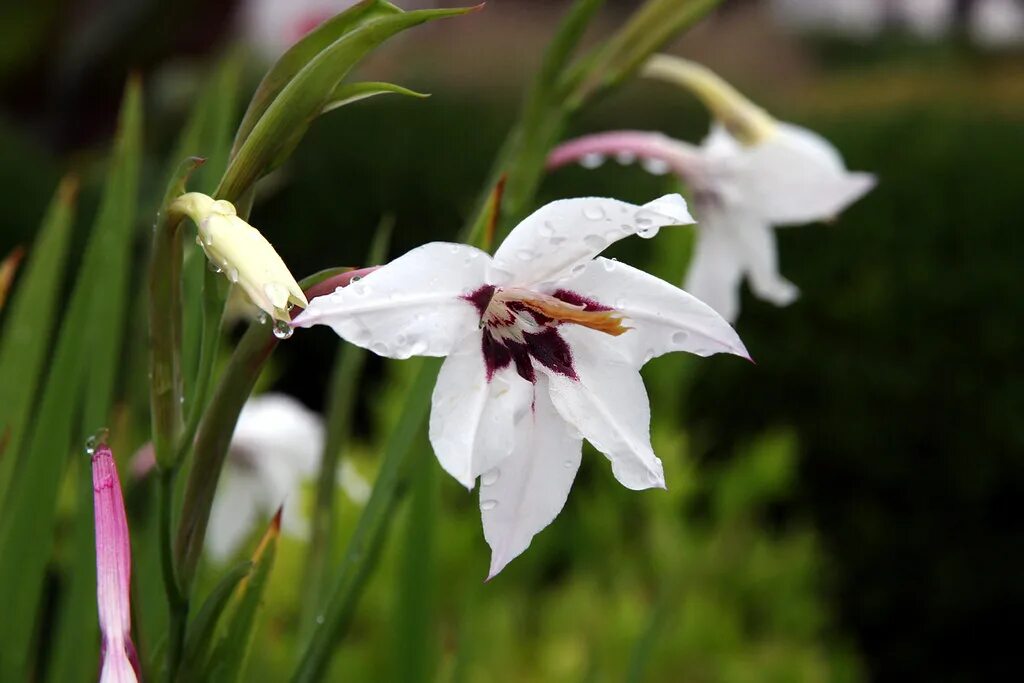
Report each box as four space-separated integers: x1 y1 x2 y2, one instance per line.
176 560 253 683
291 356 441 683
0 176 78 505
204 511 281 683
298 217 393 639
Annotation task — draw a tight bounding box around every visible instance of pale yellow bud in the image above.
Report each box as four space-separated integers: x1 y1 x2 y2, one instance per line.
169 192 307 323
643 55 777 146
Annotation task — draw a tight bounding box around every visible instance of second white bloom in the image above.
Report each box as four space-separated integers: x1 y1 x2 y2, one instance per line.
293 194 748 576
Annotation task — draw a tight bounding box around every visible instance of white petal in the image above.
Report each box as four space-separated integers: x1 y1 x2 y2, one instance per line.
551 256 748 364
491 195 693 285
429 332 533 489
205 472 261 563
684 209 746 323
481 377 582 578
734 214 800 307
233 393 324 477
724 122 876 225
292 242 491 358
541 326 664 491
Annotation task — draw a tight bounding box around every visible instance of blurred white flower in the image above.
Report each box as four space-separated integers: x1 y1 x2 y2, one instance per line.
206 393 372 563
293 194 748 577
770 0 886 39
240 0 437 62
970 0 1024 48
898 0 954 40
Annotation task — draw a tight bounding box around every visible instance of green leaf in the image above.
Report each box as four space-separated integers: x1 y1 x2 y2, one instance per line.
0 176 77 504
218 4 477 202
0 77 143 681
205 513 282 683
230 0 402 159
322 80 429 113
292 357 441 683
392 436 439 682
177 561 253 683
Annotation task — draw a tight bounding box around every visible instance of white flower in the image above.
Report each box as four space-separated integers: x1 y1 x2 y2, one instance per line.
970 0 1024 49
293 194 748 576
170 192 307 323
206 393 324 562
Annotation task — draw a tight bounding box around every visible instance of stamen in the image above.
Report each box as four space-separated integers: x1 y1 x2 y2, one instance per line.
511 292 630 336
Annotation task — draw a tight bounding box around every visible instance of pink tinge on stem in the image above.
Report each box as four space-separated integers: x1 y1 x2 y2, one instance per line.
92 443 140 683
546 130 700 179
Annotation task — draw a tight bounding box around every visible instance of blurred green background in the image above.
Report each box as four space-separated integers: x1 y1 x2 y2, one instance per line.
1 0 1022 681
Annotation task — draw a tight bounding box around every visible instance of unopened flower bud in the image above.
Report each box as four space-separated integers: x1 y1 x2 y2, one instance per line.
169 192 307 322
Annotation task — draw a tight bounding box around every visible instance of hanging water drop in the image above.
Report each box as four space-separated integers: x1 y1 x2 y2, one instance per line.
580 153 605 169
84 428 110 456
481 468 501 486
272 320 294 340
480 499 498 511
615 151 637 165
641 158 671 176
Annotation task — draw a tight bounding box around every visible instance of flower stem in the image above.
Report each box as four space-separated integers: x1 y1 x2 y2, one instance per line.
291 357 441 683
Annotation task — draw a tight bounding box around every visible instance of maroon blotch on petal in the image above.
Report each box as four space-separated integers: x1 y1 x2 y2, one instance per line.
552 288 612 312
524 328 577 380
481 329 512 381
462 284 497 316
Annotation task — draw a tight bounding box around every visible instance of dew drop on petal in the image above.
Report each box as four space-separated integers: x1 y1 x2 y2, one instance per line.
539 221 556 238
481 468 501 486
563 459 575 469
516 249 537 262
672 331 689 344
371 342 388 356
583 205 606 221
571 263 587 275
641 157 671 175
580 153 605 169
602 259 617 272
257 312 268 325
615 151 637 165
228 268 239 283
584 234 606 250
207 261 223 274
272 320 294 340
480 499 498 511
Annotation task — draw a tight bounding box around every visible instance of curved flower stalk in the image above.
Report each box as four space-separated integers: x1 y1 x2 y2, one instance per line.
92 442 140 683
293 194 748 576
546 58 875 321
169 192 307 323
206 393 358 563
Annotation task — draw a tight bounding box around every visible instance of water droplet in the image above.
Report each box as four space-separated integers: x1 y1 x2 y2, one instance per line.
563 459 575 469
584 234 606 250
539 221 556 238
371 342 388 356
580 153 605 169
84 428 110 456
316 615 325 625
516 249 537 262
583 205 606 221
602 259 617 272
272 320 294 340
204 233 214 246
228 268 239 283
480 499 498 511
615 151 637 165
672 331 689 344
207 260 223 274
571 263 587 275
481 468 500 486
638 227 660 239
408 340 428 355
257 311 268 324
350 275 362 283
641 157 671 176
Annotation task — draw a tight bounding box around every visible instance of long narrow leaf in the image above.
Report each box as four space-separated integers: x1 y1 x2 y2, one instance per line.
177 560 253 682
0 176 78 503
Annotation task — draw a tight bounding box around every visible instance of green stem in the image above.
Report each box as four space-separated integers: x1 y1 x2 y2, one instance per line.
291 358 440 683
160 470 187 682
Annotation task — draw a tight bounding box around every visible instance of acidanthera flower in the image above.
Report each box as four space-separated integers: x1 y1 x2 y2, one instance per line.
170 192 307 323
293 194 748 576
544 56 875 322
206 393 327 562
92 441 140 683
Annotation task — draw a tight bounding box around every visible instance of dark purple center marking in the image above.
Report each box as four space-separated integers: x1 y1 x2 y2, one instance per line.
470 286 608 384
